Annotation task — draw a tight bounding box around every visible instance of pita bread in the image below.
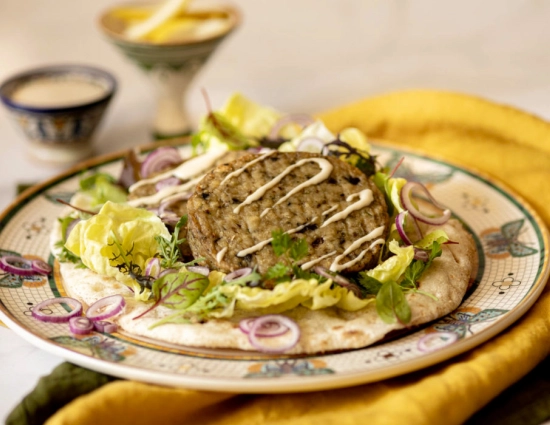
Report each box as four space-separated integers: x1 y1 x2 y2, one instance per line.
55 217 476 355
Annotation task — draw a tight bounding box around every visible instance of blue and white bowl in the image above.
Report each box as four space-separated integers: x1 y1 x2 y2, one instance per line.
0 64 117 164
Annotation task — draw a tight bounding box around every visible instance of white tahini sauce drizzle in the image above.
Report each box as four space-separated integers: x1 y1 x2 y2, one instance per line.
216 247 228 263
233 157 333 215
220 150 276 185
300 251 337 271
329 226 385 272
321 205 338 216
321 189 374 228
127 176 202 207
129 147 228 193
237 218 318 257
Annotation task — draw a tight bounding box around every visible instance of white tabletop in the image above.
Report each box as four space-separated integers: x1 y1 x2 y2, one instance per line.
2 0 550 420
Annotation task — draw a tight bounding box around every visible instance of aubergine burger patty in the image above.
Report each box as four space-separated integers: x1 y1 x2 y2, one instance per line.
187 151 390 274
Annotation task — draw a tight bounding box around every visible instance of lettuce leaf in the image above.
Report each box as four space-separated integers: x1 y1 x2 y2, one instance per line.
79 173 127 208
217 278 373 316
364 240 414 283
65 201 170 299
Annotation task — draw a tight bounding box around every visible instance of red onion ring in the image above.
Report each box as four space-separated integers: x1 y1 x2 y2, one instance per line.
296 136 326 153
247 315 300 353
32 297 83 323
145 258 161 278
140 146 182 178
239 317 289 337
267 114 315 141
85 295 126 321
395 212 413 245
31 259 52 275
0 256 35 276
224 267 252 282
155 177 181 192
395 211 422 246
93 320 118 333
187 266 210 276
400 182 451 225
69 316 93 335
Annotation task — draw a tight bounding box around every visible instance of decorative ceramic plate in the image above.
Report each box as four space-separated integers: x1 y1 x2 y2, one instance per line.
0 144 548 393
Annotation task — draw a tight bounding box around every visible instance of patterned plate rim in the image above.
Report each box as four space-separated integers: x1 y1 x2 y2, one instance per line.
0 142 548 393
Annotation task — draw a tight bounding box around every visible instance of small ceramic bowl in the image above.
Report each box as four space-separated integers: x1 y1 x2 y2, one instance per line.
0 64 117 165
98 3 240 138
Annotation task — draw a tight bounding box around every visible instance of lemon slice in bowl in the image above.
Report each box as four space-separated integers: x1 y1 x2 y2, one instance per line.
124 0 190 41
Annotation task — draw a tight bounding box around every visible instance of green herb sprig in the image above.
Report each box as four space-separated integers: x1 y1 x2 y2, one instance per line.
264 229 310 284
155 215 188 269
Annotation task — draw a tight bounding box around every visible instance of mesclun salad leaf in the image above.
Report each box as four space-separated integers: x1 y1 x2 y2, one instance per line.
376 279 411 325
357 240 443 324
192 93 280 153
401 241 443 293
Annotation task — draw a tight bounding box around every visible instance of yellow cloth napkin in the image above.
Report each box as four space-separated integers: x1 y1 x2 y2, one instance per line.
46 90 550 425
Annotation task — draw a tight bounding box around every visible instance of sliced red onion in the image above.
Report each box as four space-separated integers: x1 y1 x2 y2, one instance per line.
413 248 430 262
400 182 451 225
118 148 141 189
158 193 192 216
145 258 161 278
396 212 424 248
296 136 326 153
140 146 182 178
313 266 348 286
187 266 210 276
247 315 300 353
224 267 252 282
267 114 315 141
155 177 181 192
395 212 411 245
69 316 93 335
0 256 35 276
85 295 126 321
93 320 118 333
160 213 180 227
32 297 83 323
313 266 362 298
31 259 52 275
146 207 159 215
239 317 289 337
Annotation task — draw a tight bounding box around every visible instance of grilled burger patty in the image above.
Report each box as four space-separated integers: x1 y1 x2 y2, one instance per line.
187 151 389 274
